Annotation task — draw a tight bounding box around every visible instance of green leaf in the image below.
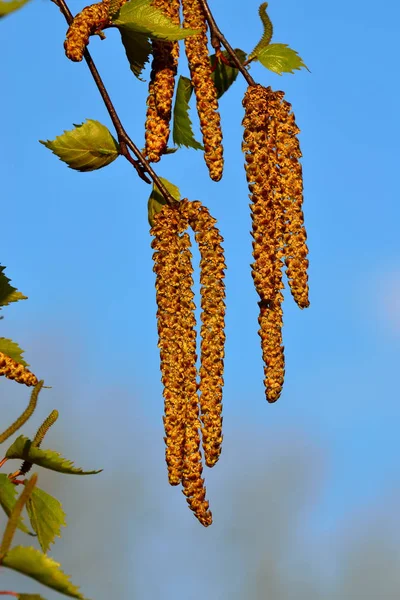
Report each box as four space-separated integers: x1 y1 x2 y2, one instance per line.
0 265 27 309
2 546 86 599
254 43 308 75
210 49 247 99
248 2 273 59
5 436 102 476
18 595 47 600
113 0 199 41
172 76 203 150
0 338 28 367
148 177 180 227
26 488 66 553
40 120 120 172
0 0 31 17
0 474 33 535
119 29 151 79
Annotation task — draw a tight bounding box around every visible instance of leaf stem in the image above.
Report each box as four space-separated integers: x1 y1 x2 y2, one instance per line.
51 0 177 206
198 0 256 86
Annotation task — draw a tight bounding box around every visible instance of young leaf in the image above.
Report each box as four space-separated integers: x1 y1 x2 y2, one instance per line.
254 43 308 75
0 265 27 308
248 2 273 59
40 120 120 172
18 595 47 600
0 0 31 18
0 474 33 535
113 0 199 41
0 474 37 558
210 49 247 99
119 29 151 79
0 338 28 367
172 76 203 150
5 436 102 476
148 177 180 227
26 487 66 553
2 546 86 599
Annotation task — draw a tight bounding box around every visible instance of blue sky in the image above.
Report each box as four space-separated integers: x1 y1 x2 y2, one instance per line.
1 0 400 597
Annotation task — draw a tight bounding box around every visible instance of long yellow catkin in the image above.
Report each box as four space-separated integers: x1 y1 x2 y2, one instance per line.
180 199 226 467
144 0 180 162
0 352 38 387
181 0 224 181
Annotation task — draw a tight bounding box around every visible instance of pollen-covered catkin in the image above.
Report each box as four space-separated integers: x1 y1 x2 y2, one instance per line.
0 352 38 387
151 207 188 485
64 0 112 62
180 199 226 467
181 0 224 181
144 0 180 162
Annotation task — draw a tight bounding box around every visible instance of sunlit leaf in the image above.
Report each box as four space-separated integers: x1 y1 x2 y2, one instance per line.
172 76 203 150
0 474 32 535
40 120 120 172
26 488 66 553
254 43 308 75
0 0 31 18
2 546 86 599
5 436 102 476
119 29 151 79
0 338 28 367
113 0 199 40
0 265 27 308
210 49 247 99
148 177 180 227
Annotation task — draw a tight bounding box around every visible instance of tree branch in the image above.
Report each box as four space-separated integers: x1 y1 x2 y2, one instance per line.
51 0 177 206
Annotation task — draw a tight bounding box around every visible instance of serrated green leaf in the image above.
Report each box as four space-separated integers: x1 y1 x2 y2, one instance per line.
210 49 247 99
113 0 199 41
0 265 27 309
0 474 33 535
0 338 28 367
119 29 151 79
2 546 86 599
248 2 273 59
40 120 120 172
18 594 47 600
148 177 180 227
5 436 102 476
255 43 308 75
172 76 203 150
0 0 31 17
26 488 66 553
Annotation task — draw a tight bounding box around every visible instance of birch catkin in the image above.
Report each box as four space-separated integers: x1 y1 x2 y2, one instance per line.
64 1 111 62
181 0 224 181
144 0 180 162
0 352 38 387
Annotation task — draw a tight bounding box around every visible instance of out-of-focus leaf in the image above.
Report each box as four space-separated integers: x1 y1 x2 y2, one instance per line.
0 338 28 367
0 265 27 308
255 43 308 75
210 49 247 98
0 474 32 535
18 595 47 600
148 177 180 227
172 76 203 150
113 0 199 40
2 546 87 599
26 488 66 553
119 29 151 79
40 120 120 172
0 0 31 18
5 436 102 476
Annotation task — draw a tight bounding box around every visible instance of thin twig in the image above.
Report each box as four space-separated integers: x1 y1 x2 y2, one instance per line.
52 0 177 206
198 0 256 86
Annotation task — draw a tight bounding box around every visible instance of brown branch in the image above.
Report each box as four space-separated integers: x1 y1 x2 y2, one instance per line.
51 0 177 206
198 0 256 87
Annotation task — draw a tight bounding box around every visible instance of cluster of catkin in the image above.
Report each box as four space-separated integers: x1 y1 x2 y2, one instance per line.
242 84 309 403
151 199 226 526
0 352 38 387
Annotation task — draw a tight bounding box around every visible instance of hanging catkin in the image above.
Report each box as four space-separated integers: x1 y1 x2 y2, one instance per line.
64 0 111 62
144 0 180 162
181 0 224 181
0 352 38 387
180 199 226 467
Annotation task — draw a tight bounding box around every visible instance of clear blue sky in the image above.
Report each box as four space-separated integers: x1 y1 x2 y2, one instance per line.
1 0 400 598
